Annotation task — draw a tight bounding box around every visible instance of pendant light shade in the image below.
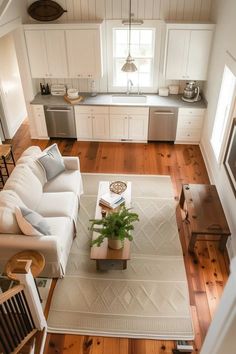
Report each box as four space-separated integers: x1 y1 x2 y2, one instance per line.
121 0 137 72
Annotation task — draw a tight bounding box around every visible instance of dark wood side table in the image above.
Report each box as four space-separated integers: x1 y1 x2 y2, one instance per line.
179 184 231 253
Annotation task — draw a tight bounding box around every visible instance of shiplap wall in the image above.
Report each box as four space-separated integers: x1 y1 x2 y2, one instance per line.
27 0 212 21
26 0 213 93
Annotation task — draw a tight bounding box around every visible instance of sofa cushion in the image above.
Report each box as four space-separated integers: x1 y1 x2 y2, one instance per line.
36 192 78 221
3 164 43 210
17 155 47 186
37 144 65 181
0 190 26 234
43 170 83 196
15 207 51 236
21 146 42 157
0 206 22 234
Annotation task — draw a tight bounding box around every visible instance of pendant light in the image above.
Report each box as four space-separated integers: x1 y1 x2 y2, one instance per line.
121 0 137 72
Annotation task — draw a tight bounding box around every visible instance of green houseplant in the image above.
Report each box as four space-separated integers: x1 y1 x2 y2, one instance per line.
90 206 139 250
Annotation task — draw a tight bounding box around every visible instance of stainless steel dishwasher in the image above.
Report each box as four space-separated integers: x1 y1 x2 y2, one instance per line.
148 107 178 141
44 105 76 138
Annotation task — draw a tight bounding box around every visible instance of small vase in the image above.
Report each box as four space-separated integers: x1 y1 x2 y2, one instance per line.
108 238 123 250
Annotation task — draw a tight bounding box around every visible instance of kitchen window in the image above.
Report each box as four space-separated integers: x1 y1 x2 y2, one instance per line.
211 64 236 162
106 20 162 93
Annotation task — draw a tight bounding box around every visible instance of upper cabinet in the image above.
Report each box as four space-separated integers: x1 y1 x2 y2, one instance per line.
66 29 103 79
24 22 103 79
25 30 68 78
164 23 214 81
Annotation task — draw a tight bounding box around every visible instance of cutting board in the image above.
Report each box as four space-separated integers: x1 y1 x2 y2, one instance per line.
64 95 84 104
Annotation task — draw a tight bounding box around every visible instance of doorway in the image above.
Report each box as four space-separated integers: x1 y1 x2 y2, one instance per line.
0 31 27 140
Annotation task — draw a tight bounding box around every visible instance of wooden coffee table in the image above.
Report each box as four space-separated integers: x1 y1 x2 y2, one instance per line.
90 181 132 271
179 184 231 253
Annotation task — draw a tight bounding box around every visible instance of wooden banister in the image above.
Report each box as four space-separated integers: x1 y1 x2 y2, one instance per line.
0 258 47 354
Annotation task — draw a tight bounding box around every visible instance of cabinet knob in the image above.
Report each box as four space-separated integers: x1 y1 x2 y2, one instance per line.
125 117 127 119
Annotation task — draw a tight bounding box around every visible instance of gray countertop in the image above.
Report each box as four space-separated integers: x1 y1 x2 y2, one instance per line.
31 93 207 108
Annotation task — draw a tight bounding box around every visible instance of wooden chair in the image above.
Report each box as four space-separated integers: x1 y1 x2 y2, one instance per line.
0 144 15 178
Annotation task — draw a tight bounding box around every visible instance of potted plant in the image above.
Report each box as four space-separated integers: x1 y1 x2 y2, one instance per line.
90 206 139 250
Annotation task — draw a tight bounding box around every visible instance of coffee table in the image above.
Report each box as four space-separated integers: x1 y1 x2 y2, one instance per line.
90 181 132 270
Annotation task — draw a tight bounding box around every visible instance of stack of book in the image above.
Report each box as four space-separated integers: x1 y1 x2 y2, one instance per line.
99 192 125 209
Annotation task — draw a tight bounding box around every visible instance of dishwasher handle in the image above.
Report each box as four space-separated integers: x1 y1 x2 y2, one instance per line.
46 108 72 112
153 111 175 115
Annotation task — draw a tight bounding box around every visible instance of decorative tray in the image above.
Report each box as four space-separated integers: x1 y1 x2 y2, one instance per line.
64 95 84 104
109 181 127 194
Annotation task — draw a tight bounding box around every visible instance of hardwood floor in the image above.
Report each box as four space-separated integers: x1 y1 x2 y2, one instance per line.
8 121 229 354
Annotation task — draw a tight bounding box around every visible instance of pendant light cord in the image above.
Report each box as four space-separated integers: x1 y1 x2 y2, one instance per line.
128 0 131 56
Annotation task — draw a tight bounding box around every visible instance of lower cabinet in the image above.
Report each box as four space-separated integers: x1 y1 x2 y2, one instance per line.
74 106 110 141
110 106 149 142
30 105 48 139
75 105 149 142
175 108 205 144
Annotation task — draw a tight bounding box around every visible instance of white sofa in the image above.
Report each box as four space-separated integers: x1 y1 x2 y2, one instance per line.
0 146 83 278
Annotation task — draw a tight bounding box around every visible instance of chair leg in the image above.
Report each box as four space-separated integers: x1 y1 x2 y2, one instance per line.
10 148 16 166
2 156 9 177
0 167 4 187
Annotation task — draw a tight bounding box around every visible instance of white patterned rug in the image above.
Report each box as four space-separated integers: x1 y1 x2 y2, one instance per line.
47 174 194 339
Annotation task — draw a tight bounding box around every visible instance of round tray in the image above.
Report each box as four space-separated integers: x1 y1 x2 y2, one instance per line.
109 181 127 194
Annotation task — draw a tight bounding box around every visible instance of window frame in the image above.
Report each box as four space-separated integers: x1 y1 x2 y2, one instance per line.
210 53 236 164
106 20 163 93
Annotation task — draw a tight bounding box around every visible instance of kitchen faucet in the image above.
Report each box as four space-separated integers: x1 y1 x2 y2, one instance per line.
126 79 133 95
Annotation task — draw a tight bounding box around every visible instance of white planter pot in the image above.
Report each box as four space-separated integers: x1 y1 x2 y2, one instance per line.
108 238 123 250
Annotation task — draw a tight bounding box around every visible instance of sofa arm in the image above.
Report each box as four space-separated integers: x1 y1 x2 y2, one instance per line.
0 234 61 261
63 156 80 171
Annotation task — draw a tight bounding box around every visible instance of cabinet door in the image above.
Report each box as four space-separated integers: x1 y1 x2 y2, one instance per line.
92 114 109 139
165 29 190 80
110 115 129 140
31 105 48 139
187 30 213 80
75 114 93 139
66 29 102 78
128 115 148 141
45 30 68 78
25 30 48 78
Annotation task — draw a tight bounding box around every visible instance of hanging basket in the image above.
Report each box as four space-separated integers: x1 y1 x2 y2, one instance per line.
28 0 67 22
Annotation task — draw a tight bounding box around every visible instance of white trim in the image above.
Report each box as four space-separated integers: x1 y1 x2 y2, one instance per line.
106 20 164 93
0 16 21 38
0 0 12 21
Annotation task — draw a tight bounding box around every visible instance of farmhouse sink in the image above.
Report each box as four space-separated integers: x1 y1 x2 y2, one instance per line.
112 94 147 104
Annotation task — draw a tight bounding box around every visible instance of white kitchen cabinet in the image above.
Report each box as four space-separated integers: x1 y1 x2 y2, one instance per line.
66 29 103 79
175 108 205 144
110 107 149 142
75 106 109 141
164 23 214 80
25 30 68 78
30 105 48 139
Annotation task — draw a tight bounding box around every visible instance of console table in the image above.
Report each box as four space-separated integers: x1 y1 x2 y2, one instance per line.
179 184 231 253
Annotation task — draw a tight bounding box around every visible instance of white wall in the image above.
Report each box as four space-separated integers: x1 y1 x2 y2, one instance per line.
201 0 236 257
25 0 212 93
0 33 27 138
0 0 27 27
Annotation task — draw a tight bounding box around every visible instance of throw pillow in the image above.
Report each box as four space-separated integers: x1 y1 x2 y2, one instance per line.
37 144 65 181
15 207 51 236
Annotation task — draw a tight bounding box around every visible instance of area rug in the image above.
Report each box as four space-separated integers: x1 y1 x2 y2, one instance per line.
47 174 194 340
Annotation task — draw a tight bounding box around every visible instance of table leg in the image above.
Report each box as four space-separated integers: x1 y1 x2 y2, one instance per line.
179 187 185 209
188 232 198 253
219 236 228 252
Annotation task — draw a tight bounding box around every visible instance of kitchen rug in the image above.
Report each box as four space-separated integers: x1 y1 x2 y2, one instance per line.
47 174 194 340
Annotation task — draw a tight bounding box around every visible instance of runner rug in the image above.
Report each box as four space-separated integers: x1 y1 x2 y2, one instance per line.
47 174 194 339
